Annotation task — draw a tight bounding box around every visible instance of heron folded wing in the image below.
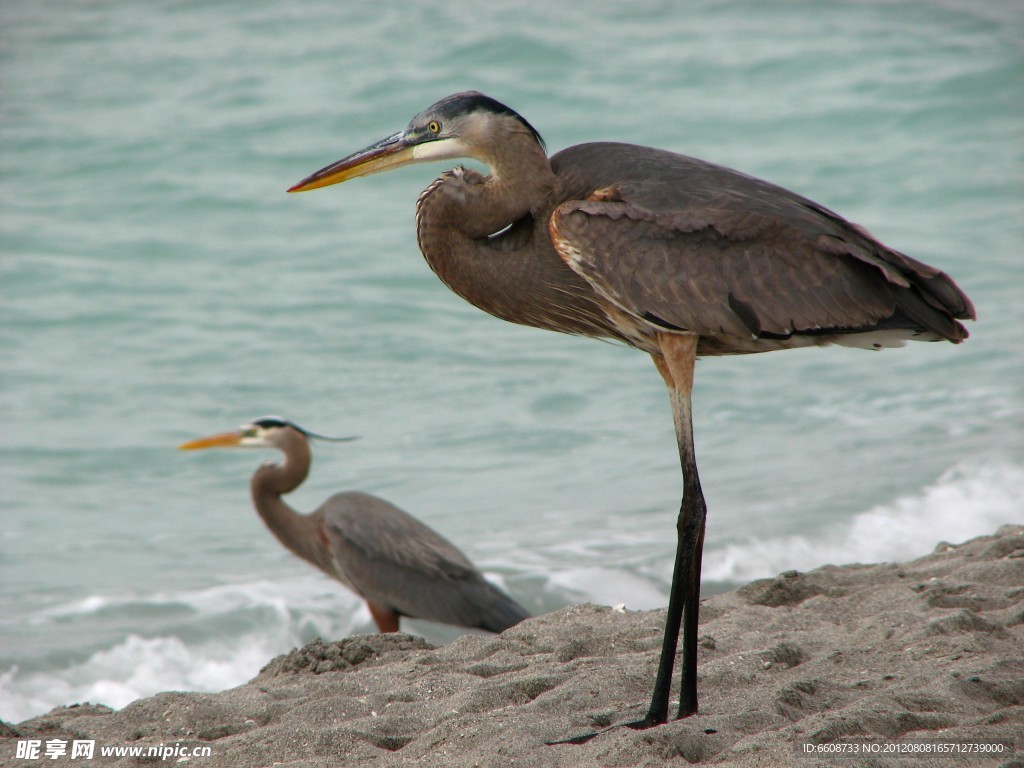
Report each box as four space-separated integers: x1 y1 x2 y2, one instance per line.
350 558 528 633
319 492 478 583
548 143 972 346
551 192 901 341
317 492 526 630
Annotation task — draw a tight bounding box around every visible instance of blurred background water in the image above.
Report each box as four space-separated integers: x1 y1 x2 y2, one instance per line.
2 0 1021 723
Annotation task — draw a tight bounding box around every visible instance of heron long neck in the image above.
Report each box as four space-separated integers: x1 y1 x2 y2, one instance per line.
250 433 324 569
414 139 622 340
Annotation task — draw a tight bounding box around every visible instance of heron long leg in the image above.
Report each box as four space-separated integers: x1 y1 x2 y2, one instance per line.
546 335 706 746
644 334 706 724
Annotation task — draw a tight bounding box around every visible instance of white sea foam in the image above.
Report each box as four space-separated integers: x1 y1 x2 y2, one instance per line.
702 460 1024 583
1 577 363 724
544 566 667 612
0 634 272 724
1 571 534 723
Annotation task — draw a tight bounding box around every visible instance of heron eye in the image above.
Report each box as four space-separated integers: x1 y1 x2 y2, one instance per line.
427 120 441 134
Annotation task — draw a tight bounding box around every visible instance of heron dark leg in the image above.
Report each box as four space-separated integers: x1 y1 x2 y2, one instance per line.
643 334 706 724
545 335 705 747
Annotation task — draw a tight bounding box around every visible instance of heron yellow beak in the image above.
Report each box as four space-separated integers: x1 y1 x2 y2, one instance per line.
288 131 418 193
178 431 244 451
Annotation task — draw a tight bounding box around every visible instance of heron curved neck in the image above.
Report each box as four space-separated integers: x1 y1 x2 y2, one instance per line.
414 144 621 339
420 135 555 233
249 434 323 568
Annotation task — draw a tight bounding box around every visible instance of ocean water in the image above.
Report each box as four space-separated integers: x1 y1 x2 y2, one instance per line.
2 0 1021 724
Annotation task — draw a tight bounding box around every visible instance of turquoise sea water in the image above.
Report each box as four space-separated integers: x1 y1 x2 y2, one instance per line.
2 0 1021 722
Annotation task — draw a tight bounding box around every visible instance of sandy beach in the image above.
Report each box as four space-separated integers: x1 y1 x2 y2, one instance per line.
4 525 1021 767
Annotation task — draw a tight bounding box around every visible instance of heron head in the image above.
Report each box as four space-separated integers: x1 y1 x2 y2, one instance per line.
239 416 294 447
287 91 545 193
178 416 356 451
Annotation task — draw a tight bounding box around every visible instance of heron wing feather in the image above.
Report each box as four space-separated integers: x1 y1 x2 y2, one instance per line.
553 189 901 339
317 492 527 631
548 143 972 343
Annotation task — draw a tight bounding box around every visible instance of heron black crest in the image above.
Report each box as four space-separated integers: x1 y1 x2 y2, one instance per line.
429 91 546 151
252 415 292 430
250 415 357 443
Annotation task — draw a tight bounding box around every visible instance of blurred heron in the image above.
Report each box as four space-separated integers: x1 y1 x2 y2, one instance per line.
179 416 530 634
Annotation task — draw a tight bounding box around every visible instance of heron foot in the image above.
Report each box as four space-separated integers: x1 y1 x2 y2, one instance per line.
678 701 698 719
625 714 666 730
546 703 705 745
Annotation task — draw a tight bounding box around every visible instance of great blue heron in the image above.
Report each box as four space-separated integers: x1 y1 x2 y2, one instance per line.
287 92 975 730
178 415 530 635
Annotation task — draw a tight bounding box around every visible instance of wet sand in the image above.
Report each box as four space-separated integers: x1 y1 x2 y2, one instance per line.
4 525 1021 767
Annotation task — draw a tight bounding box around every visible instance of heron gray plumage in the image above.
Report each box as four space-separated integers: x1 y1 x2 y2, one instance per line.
179 416 530 635
287 91 974 731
